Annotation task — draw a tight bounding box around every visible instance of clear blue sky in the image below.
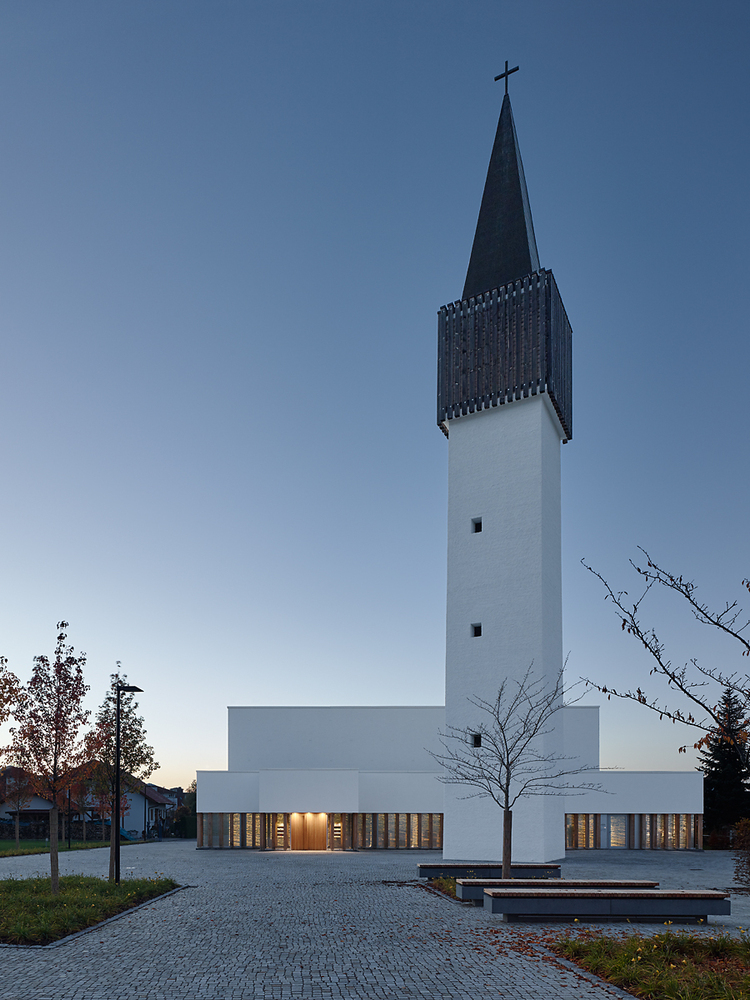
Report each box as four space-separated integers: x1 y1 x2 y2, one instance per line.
0 1 747 787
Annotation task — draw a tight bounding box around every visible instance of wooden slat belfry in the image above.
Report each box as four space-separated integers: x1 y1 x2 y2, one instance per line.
437 268 572 441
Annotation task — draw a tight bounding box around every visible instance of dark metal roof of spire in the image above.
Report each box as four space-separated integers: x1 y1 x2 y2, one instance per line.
462 93 540 300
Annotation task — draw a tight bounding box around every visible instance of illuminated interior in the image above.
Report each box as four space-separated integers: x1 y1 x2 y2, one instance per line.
565 813 702 850
197 812 444 850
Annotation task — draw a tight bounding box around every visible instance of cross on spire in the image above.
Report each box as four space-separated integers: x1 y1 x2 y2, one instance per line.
494 60 519 95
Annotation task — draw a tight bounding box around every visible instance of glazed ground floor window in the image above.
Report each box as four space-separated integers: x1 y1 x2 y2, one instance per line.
197 812 443 850
565 813 703 850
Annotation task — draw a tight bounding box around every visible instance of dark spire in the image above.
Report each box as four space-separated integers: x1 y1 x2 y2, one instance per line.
462 93 540 300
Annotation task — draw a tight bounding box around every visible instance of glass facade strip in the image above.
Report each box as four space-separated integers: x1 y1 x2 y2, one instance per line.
564 813 701 851
583 814 589 848
386 815 394 849
609 814 627 848
565 813 575 849
197 810 705 852
678 813 687 850
376 814 385 849
420 814 430 849
409 813 418 848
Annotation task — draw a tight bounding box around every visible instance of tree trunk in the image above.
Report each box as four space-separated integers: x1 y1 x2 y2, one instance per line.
502 809 512 880
49 805 60 895
14 812 20 850
81 812 86 842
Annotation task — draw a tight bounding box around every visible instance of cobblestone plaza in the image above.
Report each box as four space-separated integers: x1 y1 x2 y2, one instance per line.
1 841 745 1000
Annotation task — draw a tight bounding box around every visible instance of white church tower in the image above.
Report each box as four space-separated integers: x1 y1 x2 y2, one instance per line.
439 72 573 862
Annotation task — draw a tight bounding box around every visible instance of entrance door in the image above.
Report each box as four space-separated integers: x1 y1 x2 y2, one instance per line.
290 812 327 850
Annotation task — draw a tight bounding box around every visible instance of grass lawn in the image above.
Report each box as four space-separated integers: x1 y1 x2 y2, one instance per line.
553 928 750 1000
0 840 121 857
0 874 179 945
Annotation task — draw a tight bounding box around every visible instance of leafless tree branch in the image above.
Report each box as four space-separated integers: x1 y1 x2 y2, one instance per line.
582 551 750 765
429 663 601 875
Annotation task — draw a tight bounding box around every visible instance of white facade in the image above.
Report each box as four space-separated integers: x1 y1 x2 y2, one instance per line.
227 706 442 773
443 394 566 861
0 793 54 818
568 771 703 816
197 706 445 816
195 701 703 853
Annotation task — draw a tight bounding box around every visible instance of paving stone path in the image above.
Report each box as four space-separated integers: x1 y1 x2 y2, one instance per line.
0 842 743 1000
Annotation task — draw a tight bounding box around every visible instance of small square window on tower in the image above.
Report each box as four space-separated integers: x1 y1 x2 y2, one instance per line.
472 623 482 638
472 733 482 748
471 517 482 533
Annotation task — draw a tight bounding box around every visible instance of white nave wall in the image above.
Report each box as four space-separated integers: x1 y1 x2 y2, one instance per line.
196 700 702 846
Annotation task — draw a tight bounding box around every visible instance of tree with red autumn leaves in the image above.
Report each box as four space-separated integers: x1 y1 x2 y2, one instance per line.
1 657 30 848
92 668 158 880
0 655 21 735
10 622 95 894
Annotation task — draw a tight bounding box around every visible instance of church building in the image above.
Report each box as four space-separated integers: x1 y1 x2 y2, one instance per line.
196 75 703 855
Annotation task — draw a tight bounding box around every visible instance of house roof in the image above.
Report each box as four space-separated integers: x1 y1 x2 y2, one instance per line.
132 782 172 805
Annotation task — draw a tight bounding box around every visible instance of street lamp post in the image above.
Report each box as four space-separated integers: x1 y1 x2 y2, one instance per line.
115 683 142 884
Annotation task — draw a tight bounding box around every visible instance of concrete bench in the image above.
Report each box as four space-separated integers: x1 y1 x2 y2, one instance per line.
456 878 659 905
417 863 560 880
483 887 731 924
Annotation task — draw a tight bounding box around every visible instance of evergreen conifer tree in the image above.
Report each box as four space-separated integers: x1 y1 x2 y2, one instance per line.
698 688 750 832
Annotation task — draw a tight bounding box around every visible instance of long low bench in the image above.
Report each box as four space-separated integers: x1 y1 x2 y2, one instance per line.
417 863 560 880
456 878 659 905
483 887 731 924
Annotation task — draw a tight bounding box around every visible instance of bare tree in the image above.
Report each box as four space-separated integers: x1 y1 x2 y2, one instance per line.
431 664 601 878
582 549 750 765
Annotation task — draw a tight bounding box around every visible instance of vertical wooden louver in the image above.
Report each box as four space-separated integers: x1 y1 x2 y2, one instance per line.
437 268 572 441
